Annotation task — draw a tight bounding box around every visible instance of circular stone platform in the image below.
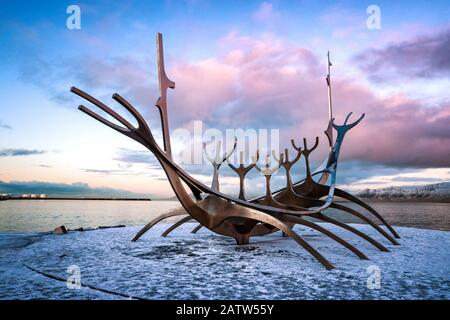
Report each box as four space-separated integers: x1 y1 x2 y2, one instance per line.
0 224 449 299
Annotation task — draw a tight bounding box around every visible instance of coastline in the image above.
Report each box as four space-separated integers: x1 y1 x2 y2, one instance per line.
354 198 450 203
1 197 448 203
0 197 152 201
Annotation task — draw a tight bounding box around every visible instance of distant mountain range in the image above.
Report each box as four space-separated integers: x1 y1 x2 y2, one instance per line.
0 180 151 199
355 182 450 202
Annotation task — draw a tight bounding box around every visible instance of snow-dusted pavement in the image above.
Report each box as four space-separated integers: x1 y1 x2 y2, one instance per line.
0 223 449 299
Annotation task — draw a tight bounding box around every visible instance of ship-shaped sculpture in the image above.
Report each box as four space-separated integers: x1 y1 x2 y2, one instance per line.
71 33 400 269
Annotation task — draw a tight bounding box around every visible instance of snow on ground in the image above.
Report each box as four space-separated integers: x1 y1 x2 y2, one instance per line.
0 223 449 299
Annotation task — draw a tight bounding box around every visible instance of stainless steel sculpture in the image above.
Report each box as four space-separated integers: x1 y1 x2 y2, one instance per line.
72 33 399 269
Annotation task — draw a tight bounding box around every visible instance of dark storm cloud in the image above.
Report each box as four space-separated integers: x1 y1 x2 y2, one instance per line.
354 28 450 82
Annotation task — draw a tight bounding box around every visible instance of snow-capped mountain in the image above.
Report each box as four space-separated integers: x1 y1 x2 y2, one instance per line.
356 182 450 202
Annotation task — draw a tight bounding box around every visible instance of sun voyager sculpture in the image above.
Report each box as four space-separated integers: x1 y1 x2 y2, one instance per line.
71 33 400 269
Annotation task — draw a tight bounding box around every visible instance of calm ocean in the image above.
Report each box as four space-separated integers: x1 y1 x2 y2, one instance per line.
0 200 448 232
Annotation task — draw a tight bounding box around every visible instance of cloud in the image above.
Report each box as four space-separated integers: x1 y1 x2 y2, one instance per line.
113 148 160 168
168 33 322 129
80 165 165 179
37 164 53 168
390 176 444 183
19 52 156 108
0 180 149 198
353 27 450 82
252 2 280 23
81 168 123 175
19 31 450 170
0 149 46 157
0 121 12 130
78 148 168 179
322 160 415 186
165 33 450 169
70 56 150 90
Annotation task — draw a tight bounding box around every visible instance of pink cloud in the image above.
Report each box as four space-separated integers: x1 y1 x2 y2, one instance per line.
164 33 449 168
354 27 450 81
170 58 238 123
66 32 449 169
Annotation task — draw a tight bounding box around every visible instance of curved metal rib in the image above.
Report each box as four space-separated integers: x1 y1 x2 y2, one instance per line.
132 212 188 241
254 151 284 206
161 216 193 237
218 207 335 270
282 215 368 260
312 213 389 252
333 188 400 239
204 137 237 191
274 186 393 249
191 224 203 234
228 150 259 200
249 179 370 259
187 149 258 235
276 184 399 245
330 201 399 245
289 114 364 211
248 153 369 259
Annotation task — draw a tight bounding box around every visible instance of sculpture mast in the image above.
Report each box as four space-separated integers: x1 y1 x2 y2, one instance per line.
325 51 333 147
155 33 176 159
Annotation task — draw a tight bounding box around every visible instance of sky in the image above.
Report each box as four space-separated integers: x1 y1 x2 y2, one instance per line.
0 0 449 198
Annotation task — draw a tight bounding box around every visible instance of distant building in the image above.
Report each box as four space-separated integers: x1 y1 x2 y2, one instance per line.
18 194 47 199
